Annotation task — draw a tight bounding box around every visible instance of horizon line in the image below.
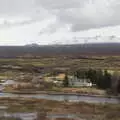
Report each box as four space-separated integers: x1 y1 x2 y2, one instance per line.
0 42 120 47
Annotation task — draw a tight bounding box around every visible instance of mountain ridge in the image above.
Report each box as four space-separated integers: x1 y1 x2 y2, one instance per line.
0 42 119 58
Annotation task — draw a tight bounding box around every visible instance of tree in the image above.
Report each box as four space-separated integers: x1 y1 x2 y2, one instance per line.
103 70 111 89
74 69 87 79
95 70 112 89
74 69 112 89
111 71 120 94
87 69 112 89
117 80 120 93
86 69 97 84
95 69 104 89
63 73 69 87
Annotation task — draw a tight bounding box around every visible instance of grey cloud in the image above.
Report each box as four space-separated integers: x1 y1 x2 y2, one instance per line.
0 19 39 29
0 0 52 28
39 21 63 35
0 0 36 16
37 0 120 31
36 0 84 9
54 0 120 31
0 0 120 31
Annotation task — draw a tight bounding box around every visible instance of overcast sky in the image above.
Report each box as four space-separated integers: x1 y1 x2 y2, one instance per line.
0 0 120 45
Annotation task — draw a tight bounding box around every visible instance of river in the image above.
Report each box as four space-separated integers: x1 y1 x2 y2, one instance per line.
0 92 119 104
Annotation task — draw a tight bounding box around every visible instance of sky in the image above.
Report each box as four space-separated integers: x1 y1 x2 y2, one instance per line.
1 0 120 45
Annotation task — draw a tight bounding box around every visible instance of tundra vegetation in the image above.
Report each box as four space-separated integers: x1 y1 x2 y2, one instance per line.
0 56 120 119
0 98 120 120
0 56 120 95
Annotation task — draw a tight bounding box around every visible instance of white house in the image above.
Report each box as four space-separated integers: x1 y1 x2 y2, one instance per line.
68 76 92 87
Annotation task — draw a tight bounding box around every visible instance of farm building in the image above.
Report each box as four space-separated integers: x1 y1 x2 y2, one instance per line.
68 76 92 87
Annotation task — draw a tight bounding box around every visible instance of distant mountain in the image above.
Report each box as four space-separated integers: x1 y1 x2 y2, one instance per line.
25 43 40 47
0 42 120 58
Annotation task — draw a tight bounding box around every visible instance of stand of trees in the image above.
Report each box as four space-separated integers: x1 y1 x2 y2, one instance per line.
63 73 69 87
63 69 120 94
111 71 120 94
74 69 112 89
117 80 120 93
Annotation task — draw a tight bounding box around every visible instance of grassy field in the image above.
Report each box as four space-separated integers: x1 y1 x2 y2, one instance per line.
0 56 120 120
0 56 119 83
0 56 120 95
0 97 120 120
0 56 120 71
60 87 106 95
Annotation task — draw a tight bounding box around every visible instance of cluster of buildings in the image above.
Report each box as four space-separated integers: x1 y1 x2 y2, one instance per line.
68 76 92 87
44 73 92 87
0 73 93 91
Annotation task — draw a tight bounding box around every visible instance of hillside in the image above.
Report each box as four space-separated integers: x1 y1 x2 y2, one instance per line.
0 43 120 58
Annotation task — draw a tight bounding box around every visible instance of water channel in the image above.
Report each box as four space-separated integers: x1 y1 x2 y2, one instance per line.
0 92 119 104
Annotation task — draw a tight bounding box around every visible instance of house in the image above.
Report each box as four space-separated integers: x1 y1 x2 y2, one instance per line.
53 79 63 87
45 73 65 81
44 73 65 86
68 76 92 87
55 73 66 80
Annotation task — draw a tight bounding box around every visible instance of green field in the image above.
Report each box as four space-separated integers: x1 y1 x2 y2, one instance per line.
0 56 120 80
0 56 120 71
